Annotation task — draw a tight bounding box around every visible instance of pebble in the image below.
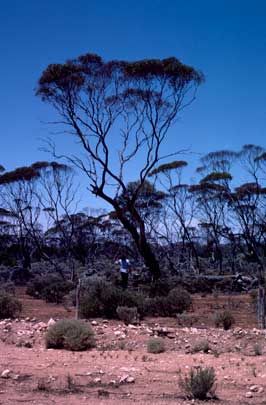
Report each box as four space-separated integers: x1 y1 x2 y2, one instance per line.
1 369 11 379
245 392 253 398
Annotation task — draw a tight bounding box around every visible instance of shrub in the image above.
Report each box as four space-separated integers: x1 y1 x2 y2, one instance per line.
0 282 15 295
253 343 262 356
80 279 145 319
167 287 192 314
214 310 235 330
147 337 165 354
26 275 74 303
250 289 257 311
116 306 138 325
179 366 216 400
0 292 22 319
45 319 95 351
192 339 210 354
143 288 191 317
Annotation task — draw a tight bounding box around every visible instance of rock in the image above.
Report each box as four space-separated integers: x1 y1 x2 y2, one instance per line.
1 369 11 379
126 376 135 383
245 392 253 398
91 321 98 326
94 377 101 383
119 374 135 384
47 318 56 328
128 324 138 329
250 385 260 392
37 322 47 330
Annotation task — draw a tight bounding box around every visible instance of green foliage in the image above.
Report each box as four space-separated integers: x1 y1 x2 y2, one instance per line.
147 337 165 354
167 287 192 314
149 160 188 176
192 339 210 354
116 306 138 325
0 292 22 319
200 171 232 184
45 319 95 351
179 366 216 400
79 279 145 319
253 343 262 356
214 310 235 330
144 287 191 317
26 275 74 303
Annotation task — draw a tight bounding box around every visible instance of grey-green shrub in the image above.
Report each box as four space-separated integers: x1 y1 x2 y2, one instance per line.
192 339 210 354
0 292 22 319
179 366 216 400
143 288 191 317
80 279 145 319
26 275 74 304
116 306 138 325
167 287 192 314
253 343 262 356
147 337 165 354
214 310 235 330
45 319 95 351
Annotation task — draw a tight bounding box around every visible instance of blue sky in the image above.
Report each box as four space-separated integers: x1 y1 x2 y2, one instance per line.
1 0 266 208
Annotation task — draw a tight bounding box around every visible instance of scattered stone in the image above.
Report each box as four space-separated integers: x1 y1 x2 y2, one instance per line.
119 374 135 384
47 318 56 328
1 370 11 379
93 377 101 383
250 385 260 392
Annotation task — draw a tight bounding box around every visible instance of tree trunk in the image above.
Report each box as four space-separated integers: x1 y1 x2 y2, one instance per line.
75 278 81 320
257 285 266 329
138 236 161 280
115 208 161 280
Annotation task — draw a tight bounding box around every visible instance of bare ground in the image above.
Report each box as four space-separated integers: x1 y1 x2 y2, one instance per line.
0 290 265 405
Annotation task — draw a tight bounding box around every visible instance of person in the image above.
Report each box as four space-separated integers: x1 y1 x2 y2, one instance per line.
115 255 131 289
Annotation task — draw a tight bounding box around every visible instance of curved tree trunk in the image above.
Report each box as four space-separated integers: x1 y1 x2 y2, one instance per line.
116 208 161 280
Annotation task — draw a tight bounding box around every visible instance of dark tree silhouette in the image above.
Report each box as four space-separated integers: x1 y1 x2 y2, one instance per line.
36 53 203 279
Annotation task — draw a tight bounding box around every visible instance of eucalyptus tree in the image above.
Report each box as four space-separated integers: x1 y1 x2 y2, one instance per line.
36 53 203 279
149 160 201 274
0 164 45 275
189 151 236 273
229 145 266 327
195 145 266 328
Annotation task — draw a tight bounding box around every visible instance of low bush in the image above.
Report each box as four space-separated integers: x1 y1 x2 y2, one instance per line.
0 292 22 319
26 275 74 304
79 279 146 319
45 319 95 351
179 366 216 400
143 288 191 317
147 337 165 354
214 310 235 330
191 339 210 354
167 287 192 314
116 306 138 325
0 282 15 295
253 343 262 356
